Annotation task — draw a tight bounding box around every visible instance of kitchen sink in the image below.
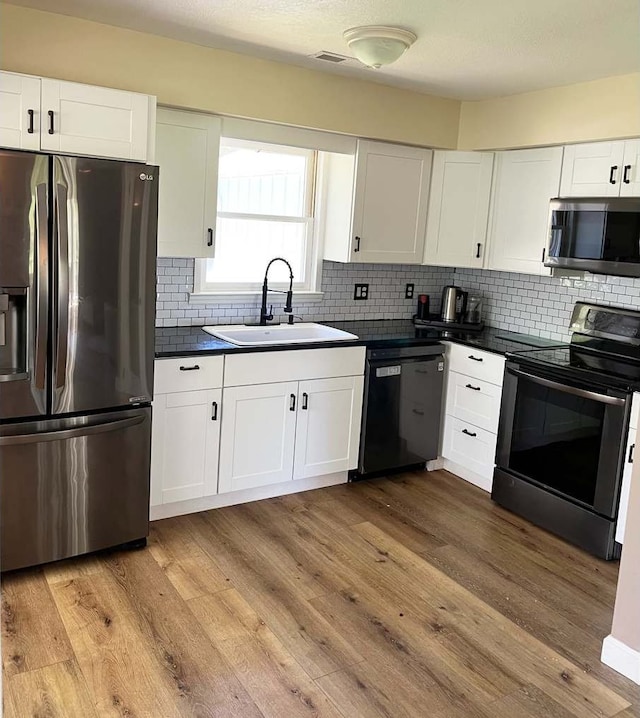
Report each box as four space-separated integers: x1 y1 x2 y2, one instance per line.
202 322 359 346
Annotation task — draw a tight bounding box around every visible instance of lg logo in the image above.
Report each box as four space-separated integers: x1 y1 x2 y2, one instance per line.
139 173 154 181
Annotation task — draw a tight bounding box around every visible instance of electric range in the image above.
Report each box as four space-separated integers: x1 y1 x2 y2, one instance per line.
493 302 640 560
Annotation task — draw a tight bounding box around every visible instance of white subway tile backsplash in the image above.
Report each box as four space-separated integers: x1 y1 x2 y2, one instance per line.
156 258 640 339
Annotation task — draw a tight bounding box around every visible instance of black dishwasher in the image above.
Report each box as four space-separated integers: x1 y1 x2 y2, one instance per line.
353 344 445 479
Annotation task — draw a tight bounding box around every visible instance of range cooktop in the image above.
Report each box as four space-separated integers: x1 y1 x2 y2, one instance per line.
509 345 640 391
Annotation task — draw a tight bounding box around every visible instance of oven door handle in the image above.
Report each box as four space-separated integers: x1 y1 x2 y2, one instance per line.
508 367 627 406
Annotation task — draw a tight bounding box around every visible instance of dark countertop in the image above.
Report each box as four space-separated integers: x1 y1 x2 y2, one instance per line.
155 319 565 358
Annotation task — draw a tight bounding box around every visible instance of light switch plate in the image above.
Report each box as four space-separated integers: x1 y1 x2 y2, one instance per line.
405 283 415 299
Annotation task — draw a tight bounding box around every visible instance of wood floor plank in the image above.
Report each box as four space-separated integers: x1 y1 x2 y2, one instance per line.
3 469 637 718
51 550 263 718
189 587 345 718
43 554 105 587
2 570 73 677
189 510 365 679
4 659 98 718
148 516 231 600
351 520 631 718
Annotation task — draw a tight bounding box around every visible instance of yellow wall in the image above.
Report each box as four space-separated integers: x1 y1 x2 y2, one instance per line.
0 3 461 149
458 74 640 150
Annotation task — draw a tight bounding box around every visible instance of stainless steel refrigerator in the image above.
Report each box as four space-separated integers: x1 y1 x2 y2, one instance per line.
0 150 157 571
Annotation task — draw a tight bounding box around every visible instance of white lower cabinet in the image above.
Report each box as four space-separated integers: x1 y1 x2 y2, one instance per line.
151 347 366 516
440 343 505 492
616 393 639 544
218 375 364 492
151 388 221 505
293 376 364 480
218 381 298 493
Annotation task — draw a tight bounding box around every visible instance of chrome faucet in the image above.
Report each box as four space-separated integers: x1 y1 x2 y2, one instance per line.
260 257 294 326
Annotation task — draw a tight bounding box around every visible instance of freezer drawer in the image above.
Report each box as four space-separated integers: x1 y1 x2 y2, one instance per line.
0 407 151 571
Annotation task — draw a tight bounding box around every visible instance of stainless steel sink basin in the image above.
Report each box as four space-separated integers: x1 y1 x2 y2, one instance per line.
202 323 358 346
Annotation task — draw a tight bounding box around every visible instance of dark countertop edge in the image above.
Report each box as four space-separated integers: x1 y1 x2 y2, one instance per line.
154 327 520 358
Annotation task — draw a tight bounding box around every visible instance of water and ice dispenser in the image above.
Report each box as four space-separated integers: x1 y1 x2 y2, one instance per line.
0 288 28 381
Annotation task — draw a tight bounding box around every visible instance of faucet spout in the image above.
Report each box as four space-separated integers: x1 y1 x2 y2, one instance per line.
260 257 294 326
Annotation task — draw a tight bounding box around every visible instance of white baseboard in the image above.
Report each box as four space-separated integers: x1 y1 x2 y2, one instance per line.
442 459 492 493
601 635 640 685
150 471 348 521
426 458 445 471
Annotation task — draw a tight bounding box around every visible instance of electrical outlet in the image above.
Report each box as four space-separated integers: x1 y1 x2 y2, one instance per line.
405 283 415 299
354 283 369 300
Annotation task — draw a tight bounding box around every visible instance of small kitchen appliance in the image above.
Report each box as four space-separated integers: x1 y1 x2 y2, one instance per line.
440 285 468 323
464 295 484 325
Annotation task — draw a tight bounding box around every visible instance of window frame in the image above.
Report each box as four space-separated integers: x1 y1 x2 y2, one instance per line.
192 138 323 301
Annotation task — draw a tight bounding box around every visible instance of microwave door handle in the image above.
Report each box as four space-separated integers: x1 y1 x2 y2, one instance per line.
55 183 70 389
508 367 626 406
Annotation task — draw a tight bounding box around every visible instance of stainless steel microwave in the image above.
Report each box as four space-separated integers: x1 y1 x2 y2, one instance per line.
545 198 640 277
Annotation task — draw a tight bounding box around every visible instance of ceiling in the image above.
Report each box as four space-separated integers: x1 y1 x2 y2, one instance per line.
6 0 640 100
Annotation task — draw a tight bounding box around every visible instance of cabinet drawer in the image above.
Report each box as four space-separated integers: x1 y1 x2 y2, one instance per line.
442 415 497 479
154 356 224 394
447 342 505 386
445 371 502 433
224 347 365 387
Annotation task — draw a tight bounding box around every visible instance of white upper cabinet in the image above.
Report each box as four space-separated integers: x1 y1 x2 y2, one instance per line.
560 141 627 197
621 140 640 197
322 140 432 264
156 108 221 258
40 79 152 161
0 72 40 151
0 71 155 162
424 151 494 268
487 147 563 275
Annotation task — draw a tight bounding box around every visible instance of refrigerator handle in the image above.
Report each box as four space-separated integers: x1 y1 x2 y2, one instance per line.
55 183 70 389
0 414 145 446
34 183 49 390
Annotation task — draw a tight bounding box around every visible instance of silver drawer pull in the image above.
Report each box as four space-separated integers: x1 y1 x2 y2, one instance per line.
179 365 200 371
461 428 477 437
465 384 481 391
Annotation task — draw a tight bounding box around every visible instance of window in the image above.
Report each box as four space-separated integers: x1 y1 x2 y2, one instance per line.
195 138 319 295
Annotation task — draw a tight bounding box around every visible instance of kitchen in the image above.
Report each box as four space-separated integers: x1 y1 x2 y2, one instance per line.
1 1 640 716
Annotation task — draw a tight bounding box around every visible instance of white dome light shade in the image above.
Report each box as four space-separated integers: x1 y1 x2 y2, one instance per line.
343 26 417 69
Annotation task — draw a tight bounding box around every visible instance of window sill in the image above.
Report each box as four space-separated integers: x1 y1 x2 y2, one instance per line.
189 291 324 305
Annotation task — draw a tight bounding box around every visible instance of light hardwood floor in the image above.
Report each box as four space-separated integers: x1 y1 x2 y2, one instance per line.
3 470 640 717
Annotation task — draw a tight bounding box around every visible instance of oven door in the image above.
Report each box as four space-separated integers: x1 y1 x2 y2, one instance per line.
496 362 629 519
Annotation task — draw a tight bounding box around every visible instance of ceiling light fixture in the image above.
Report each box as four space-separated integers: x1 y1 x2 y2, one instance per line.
343 26 417 69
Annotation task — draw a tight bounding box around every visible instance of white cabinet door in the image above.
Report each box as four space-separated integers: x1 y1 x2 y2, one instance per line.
424 151 494 268
560 141 625 197
293 376 364 480
488 147 563 276
621 140 640 197
0 72 40 151
156 109 221 258
151 389 221 506
218 381 297 493
351 140 432 264
40 79 151 160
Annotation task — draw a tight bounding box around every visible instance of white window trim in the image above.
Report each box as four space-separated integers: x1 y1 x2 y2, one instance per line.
191 139 325 301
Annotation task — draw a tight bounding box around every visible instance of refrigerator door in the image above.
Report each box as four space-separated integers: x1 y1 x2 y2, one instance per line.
0 407 151 571
52 156 157 416
0 150 49 419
